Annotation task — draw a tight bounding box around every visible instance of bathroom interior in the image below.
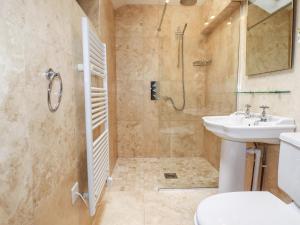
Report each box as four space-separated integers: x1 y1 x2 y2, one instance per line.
1 0 300 224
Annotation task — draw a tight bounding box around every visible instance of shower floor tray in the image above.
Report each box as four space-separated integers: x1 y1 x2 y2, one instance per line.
108 157 219 192
158 157 218 189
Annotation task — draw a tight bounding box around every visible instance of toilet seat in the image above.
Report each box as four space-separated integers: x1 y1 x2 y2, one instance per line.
195 192 300 225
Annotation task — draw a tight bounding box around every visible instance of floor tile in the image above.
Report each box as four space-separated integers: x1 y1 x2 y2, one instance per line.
97 157 218 225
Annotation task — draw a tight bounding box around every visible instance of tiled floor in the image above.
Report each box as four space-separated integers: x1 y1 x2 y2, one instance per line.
96 158 218 225
107 157 218 191
158 158 219 189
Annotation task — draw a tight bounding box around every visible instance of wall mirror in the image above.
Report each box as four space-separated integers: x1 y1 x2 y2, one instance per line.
246 0 296 76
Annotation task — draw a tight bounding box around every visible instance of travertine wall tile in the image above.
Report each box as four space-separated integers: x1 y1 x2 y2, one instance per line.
0 8 32 225
117 80 144 121
116 5 209 157
116 35 144 81
203 130 221 169
0 0 117 224
115 5 144 37
117 121 144 157
201 3 239 167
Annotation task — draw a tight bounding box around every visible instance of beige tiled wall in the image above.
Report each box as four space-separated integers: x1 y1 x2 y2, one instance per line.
0 0 116 224
115 5 210 157
204 10 239 115
115 3 239 159
201 1 240 168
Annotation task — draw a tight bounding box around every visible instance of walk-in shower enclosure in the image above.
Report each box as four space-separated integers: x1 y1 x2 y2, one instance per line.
115 2 239 189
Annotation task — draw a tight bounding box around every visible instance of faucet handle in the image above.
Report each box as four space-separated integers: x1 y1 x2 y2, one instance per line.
260 105 269 121
244 104 251 118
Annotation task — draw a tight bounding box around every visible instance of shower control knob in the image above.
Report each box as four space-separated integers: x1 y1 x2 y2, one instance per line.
151 81 159 101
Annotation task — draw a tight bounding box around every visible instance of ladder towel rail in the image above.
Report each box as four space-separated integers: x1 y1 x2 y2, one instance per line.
80 17 109 216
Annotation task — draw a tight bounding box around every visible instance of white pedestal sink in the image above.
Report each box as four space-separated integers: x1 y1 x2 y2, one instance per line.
203 112 296 193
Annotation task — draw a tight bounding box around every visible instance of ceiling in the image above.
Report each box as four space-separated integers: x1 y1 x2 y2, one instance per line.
111 0 205 9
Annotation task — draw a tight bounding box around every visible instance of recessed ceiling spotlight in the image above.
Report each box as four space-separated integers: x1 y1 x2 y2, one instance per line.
165 0 170 3
227 17 232 25
204 22 209 26
209 15 215 20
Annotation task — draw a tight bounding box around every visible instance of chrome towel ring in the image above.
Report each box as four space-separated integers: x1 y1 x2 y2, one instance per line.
45 68 63 112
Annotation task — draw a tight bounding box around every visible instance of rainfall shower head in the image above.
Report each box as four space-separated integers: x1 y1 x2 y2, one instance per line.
180 0 197 6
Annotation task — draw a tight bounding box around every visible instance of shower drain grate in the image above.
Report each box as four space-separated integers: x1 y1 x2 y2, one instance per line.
164 173 178 179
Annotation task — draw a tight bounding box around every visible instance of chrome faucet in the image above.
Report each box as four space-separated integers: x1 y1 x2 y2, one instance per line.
245 104 251 118
260 105 269 122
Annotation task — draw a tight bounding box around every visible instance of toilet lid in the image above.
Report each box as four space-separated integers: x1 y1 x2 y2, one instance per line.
196 192 300 225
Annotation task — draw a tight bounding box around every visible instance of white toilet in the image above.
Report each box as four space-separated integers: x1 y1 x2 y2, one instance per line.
194 133 300 225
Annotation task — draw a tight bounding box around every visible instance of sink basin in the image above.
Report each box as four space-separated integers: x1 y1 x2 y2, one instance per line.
203 112 296 144
202 112 296 193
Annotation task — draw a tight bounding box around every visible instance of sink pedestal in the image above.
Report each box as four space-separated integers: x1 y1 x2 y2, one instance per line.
219 140 246 193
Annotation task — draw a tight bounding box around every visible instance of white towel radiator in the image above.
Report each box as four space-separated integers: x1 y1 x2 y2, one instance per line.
78 17 110 216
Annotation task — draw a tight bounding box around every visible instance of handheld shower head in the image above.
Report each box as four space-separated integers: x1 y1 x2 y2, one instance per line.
180 0 197 6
